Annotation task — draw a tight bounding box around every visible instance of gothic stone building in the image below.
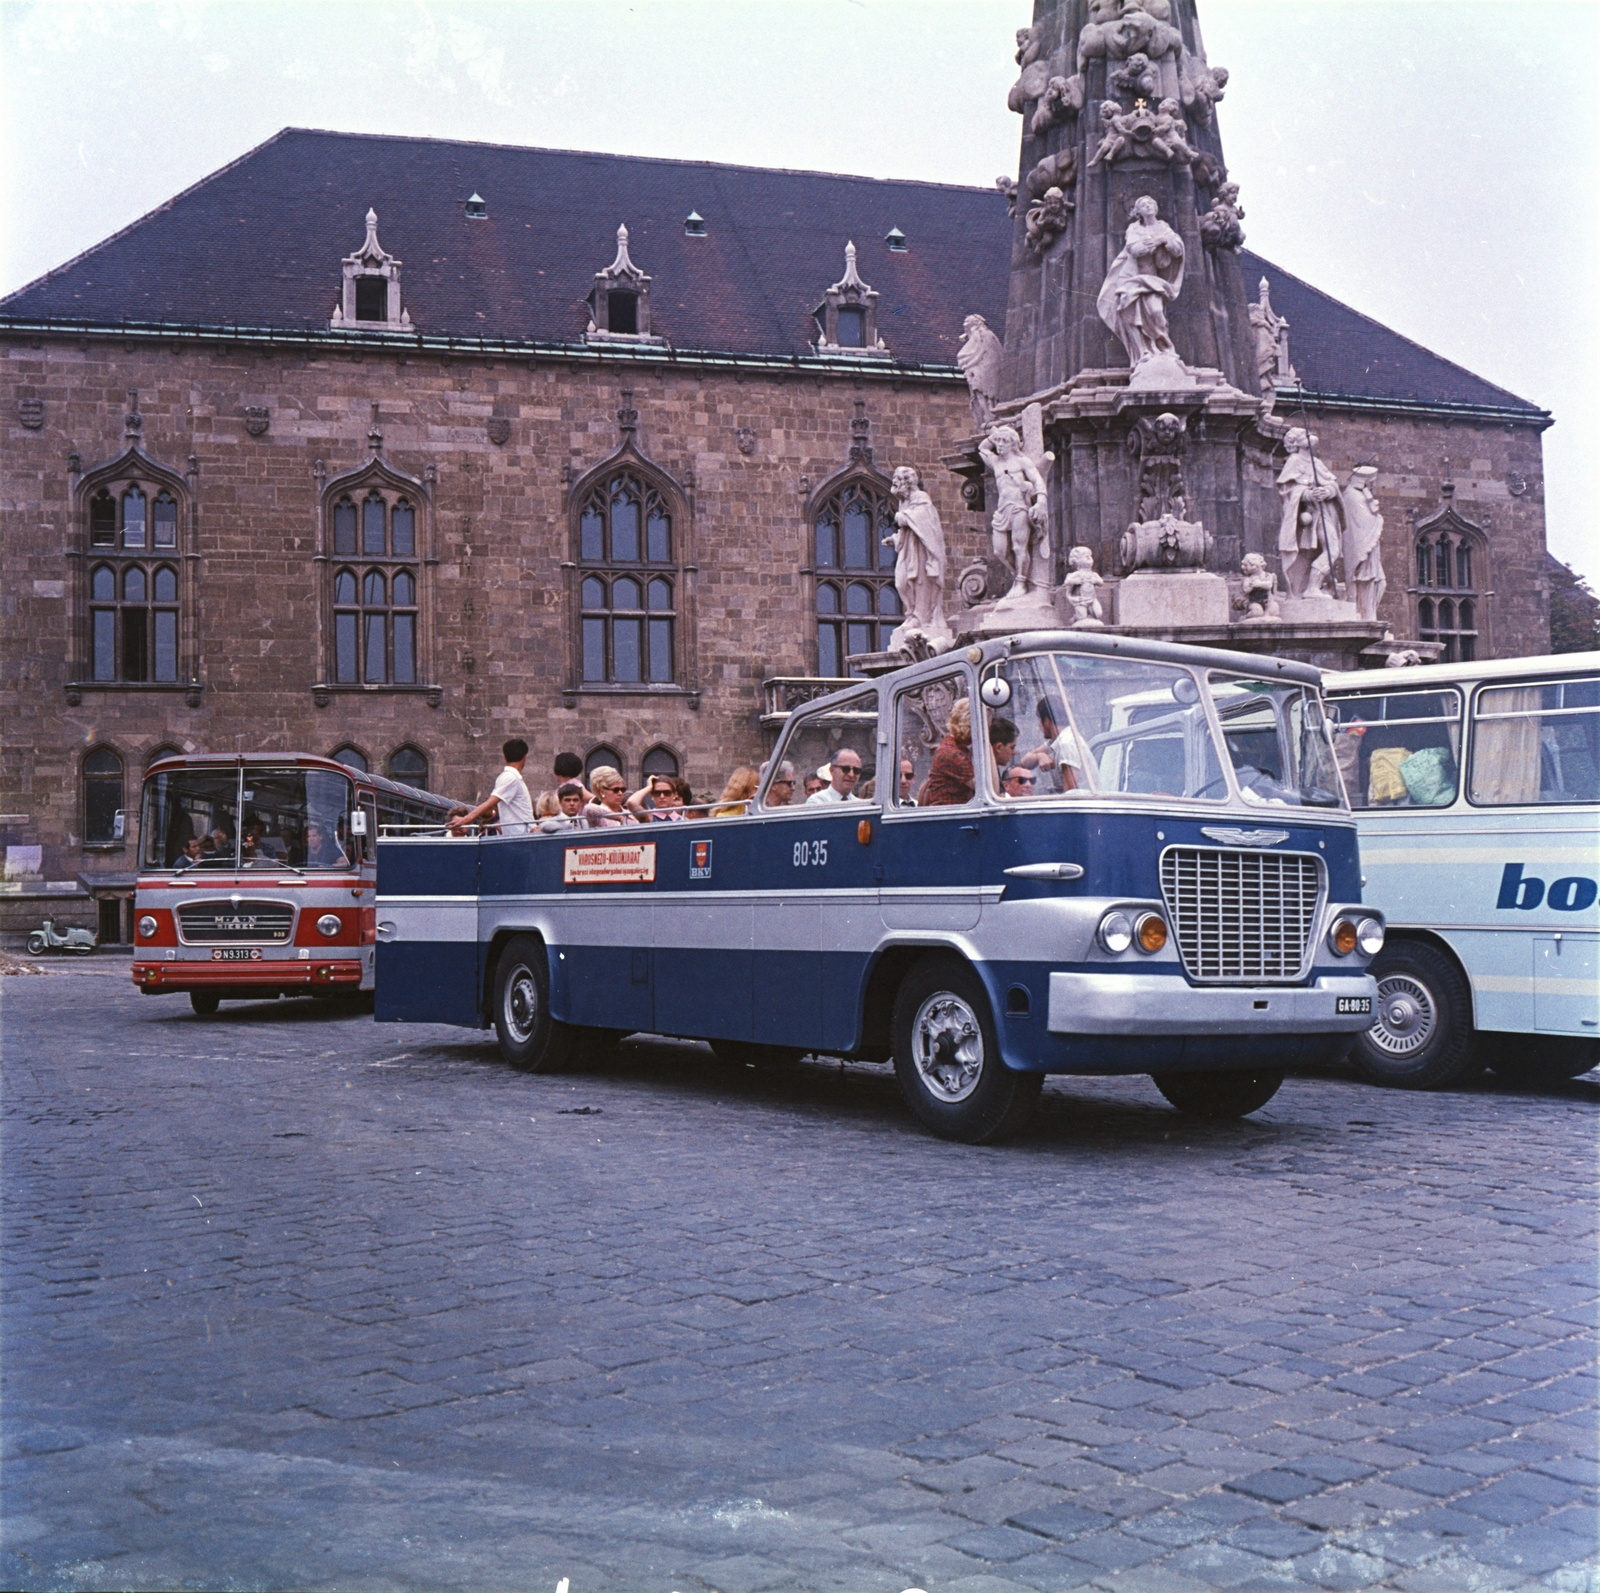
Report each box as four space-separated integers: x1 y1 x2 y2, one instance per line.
0 130 1552 932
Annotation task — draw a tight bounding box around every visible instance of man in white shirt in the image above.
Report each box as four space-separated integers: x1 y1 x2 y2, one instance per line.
450 738 534 834
805 749 863 803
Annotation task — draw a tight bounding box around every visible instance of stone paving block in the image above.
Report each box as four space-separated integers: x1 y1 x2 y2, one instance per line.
1225 1468 1325 1504
1005 1500 1116 1543
1165 1541 1292 1587
947 1524 1053 1563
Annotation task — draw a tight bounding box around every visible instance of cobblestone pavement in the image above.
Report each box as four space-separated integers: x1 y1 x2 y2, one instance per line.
3 959 1596 1593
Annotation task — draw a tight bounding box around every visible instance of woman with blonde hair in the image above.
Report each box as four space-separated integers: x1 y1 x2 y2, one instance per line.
582 766 639 828
920 698 975 806
710 766 760 817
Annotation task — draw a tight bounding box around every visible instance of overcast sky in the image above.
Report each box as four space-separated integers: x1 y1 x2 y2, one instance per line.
4 0 1595 586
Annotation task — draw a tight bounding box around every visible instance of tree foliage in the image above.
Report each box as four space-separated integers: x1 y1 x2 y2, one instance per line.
1548 556 1600 654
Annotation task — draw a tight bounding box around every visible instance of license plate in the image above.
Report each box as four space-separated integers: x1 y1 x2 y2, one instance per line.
1336 996 1371 1015
212 948 263 961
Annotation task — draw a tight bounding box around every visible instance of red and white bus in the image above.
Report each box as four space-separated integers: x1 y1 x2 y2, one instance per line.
129 752 460 1014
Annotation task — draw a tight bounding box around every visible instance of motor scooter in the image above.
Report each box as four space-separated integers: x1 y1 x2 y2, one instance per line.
26 919 97 956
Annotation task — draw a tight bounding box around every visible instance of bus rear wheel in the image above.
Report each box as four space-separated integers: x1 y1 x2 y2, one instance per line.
190 991 220 1016
1351 940 1475 1089
1152 1068 1283 1117
891 957 1041 1144
493 936 583 1073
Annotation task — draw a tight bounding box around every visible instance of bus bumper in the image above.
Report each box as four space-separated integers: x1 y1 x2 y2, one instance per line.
131 960 363 992
1046 973 1378 1036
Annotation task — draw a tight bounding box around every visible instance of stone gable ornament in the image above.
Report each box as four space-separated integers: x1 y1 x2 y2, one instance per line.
486 416 511 446
957 315 1003 430
244 406 270 437
1097 197 1194 391
884 467 953 655
18 397 43 429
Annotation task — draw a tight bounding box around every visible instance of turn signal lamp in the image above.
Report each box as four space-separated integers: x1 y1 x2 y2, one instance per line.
1329 918 1359 956
1134 913 1168 954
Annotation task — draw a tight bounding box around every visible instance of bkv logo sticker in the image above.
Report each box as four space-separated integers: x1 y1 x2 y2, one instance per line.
689 839 713 880
1497 863 1598 912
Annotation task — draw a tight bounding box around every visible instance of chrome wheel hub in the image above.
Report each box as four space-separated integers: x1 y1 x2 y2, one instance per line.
911 993 984 1102
1372 974 1435 1058
505 968 539 1045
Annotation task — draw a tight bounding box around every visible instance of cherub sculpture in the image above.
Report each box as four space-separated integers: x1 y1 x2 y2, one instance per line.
1030 74 1086 136
1182 60 1229 126
1238 552 1280 620
1025 186 1073 256
1088 101 1131 167
979 424 1050 596
1063 546 1105 626
1109 51 1159 102
1198 182 1245 251
1147 99 1197 163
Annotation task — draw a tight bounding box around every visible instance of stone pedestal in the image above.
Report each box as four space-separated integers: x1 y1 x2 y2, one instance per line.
980 585 1061 633
1117 571 1230 628
1277 593 1362 625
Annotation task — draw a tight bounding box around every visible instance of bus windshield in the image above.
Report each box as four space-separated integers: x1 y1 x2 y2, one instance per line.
1208 674 1345 808
141 767 356 870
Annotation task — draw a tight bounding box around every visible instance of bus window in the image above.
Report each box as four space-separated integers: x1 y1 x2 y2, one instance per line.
1208 675 1344 807
1326 689 1462 808
239 769 354 868
1469 676 1600 806
895 673 976 806
770 688 880 807
141 769 242 868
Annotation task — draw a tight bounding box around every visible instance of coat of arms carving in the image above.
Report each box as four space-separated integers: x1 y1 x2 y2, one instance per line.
18 398 43 430
244 406 270 437
735 427 757 456
487 416 511 446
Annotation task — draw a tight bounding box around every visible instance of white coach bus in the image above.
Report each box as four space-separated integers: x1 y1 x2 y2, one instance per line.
1324 652 1600 1088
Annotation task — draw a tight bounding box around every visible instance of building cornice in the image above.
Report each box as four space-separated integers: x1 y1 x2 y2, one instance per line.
1275 385 1551 430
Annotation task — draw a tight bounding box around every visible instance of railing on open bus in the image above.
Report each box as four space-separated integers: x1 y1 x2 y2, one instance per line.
377 802 746 839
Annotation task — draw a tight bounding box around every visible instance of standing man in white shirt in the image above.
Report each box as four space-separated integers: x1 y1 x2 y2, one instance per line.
450 738 535 835
805 749 864 803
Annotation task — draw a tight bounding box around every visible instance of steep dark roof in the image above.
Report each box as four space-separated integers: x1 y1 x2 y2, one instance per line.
1 128 1543 414
1242 251 1540 414
0 129 1006 367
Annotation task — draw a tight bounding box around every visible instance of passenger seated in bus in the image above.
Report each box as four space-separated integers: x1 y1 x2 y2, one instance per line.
712 766 761 816
179 836 206 865
552 751 591 802
303 819 348 867
802 772 826 800
920 699 974 807
647 780 687 821
988 717 1019 794
627 773 681 817
805 750 865 804
761 759 797 807
583 767 639 827
898 759 918 806
534 791 560 822
1000 764 1037 799
538 783 588 832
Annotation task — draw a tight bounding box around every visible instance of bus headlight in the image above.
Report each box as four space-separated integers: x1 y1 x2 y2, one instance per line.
1097 911 1134 954
138 915 158 939
1134 912 1167 954
316 913 343 938
1357 917 1385 956
1328 917 1359 956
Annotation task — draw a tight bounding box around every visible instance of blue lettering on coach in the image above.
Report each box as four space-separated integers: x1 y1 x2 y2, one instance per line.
1497 863 1599 913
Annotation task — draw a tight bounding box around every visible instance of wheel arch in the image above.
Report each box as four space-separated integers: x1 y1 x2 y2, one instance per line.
481 926 551 1028
858 937 987 1059
1377 928 1479 1031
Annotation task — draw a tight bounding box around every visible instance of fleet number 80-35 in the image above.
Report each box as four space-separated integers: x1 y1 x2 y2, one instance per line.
793 840 828 868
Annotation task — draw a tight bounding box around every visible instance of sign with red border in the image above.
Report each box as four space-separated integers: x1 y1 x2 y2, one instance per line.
563 842 657 885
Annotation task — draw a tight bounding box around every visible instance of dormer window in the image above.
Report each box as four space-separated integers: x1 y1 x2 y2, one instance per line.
586 224 663 345
813 242 889 358
885 226 907 252
465 192 488 219
684 211 706 237
330 207 412 332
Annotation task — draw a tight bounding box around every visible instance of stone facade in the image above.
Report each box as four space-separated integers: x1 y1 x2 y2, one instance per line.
1 334 986 899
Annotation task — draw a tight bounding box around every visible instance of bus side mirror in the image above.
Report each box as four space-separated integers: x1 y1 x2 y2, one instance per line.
349 811 368 836
113 810 126 840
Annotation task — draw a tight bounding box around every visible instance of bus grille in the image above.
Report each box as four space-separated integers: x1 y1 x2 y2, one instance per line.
176 900 295 944
1158 848 1322 983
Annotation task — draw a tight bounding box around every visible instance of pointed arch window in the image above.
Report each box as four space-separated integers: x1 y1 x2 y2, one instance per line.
575 469 678 684
386 745 429 787
325 480 424 688
83 745 125 847
1414 515 1484 663
80 469 187 685
811 477 900 676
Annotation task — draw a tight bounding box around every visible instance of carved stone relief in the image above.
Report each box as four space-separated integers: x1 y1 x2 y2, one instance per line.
486 416 511 446
735 427 757 456
1088 98 1197 168
244 406 270 437
1198 183 1245 252
18 398 43 430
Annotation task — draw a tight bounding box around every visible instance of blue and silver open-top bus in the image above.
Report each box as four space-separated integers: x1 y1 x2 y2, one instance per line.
1325 650 1599 1089
376 631 1382 1142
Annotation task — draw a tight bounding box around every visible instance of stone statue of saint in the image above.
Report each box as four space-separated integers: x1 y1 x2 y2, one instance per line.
1276 428 1345 600
1341 465 1388 621
884 467 953 653
979 423 1050 595
1097 196 1190 389
957 315 1003 430
1248 276 1294 396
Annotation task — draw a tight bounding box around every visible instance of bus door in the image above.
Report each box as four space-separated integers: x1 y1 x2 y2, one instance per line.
881 670 983 931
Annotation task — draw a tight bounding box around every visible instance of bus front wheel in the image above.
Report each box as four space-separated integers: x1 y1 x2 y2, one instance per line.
493 937 583 1073
891 957 1041 1144
1351 940 1475 1089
